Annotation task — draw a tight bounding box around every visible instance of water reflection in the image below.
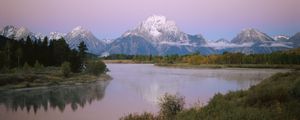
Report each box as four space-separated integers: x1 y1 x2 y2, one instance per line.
109 64 285 104
0 80 110 113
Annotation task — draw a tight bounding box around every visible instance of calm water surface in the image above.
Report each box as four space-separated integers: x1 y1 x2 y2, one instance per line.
0 64 288 120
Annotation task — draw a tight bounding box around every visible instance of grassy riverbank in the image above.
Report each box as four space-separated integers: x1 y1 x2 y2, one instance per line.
156 63 300 69
103 60 153 64
122 71 300 120
0 67 111 91
103 60 136 64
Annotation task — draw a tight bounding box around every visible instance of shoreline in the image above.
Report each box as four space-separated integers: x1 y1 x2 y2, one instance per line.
103 60 152 64
0 70 112 91
155 63 300 70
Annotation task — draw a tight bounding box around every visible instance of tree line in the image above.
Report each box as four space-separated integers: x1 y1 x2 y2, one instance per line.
103 49 300 65
0 35 87 73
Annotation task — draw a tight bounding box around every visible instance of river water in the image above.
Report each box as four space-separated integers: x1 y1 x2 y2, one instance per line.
0 64 288 120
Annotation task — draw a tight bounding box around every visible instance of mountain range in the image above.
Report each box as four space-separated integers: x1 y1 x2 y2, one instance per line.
1 15 299 56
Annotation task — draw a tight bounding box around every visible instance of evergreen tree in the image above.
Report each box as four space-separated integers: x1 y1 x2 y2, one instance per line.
78 41 88 71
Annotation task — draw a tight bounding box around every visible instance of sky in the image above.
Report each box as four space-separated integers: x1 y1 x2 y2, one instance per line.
0 0 300 40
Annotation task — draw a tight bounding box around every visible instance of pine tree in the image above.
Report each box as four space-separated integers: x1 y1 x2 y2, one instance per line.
78 41 88 71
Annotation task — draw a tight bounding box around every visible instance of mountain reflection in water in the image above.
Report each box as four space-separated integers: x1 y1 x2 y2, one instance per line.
0 80 110 113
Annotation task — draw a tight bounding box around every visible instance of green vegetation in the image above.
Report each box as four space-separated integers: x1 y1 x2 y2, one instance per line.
158 94 185 120
121 94 185 120
103 48 300 69
0 66 111 90
122 71 300 120
0 35 110 90
61 61 71 77
86 60 108 76
156 63 300 69
0 35 87 73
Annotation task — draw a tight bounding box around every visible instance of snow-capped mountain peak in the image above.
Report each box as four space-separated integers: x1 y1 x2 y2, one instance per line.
64 26 106 54
0 25 35 40
49 32 65 40
69 26 91 37
232 28 274 44
137 15 180 37
123 15 201 46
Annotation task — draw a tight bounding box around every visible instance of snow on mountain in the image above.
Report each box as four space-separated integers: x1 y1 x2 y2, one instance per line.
64 26 106 54
49 32 65 40
215 38 230 43
1 23 299 55
273 35 289 41
101 39 114 44
34 32 45 40
111 15 208 55
231 28 274 44
123 15 206 46
0 25 35 40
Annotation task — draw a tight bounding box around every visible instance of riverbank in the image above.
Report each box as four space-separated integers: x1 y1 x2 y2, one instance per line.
122 70 300 120
103 60 152 64
0 67 112 91
155 63 300 69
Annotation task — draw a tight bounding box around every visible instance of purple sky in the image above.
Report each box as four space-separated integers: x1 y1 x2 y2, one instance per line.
0 0 299 40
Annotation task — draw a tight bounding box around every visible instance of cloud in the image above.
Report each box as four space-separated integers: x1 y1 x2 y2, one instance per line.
259 42 293 48
204 41 254 49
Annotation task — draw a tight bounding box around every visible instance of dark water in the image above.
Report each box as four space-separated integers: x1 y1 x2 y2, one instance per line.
0 64 288 120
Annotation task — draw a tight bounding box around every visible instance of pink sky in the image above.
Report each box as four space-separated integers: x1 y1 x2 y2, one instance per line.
0 0 299 40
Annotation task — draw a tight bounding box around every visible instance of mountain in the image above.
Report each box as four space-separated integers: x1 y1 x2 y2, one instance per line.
215 38 230 43
231 28 274 44
203 29 293 54
288 32 300 47
0 25 40 40
49 32 65 40
64 26 106 55
109 15 210 55
1 22 299 56
124 15 206 45
108 35 158 55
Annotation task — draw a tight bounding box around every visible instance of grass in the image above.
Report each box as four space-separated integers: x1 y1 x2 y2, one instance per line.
122 71 300 120
0 67 111 90
103 60 153 64
103 60 136 64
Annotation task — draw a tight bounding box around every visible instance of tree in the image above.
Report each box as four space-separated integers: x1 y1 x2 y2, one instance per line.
78 41 88 70
69 49 81 73
158 94 185 120
34 60 44 71
78 41 87 58
61 61 71 77
4 40 12 68
23 62 31 73
15 48 23 68
86 60 107 76
52 38 70 66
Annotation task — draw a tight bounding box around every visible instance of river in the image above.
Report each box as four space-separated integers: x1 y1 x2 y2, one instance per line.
0 64 288 120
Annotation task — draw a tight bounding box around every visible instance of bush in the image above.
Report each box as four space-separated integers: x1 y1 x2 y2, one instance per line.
86 60 107 76
120 112 156 120
121 93 184 120
292 80 300 98
61 62 71 77
23 62 32 73
158 93 185 120
34 60 44 71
